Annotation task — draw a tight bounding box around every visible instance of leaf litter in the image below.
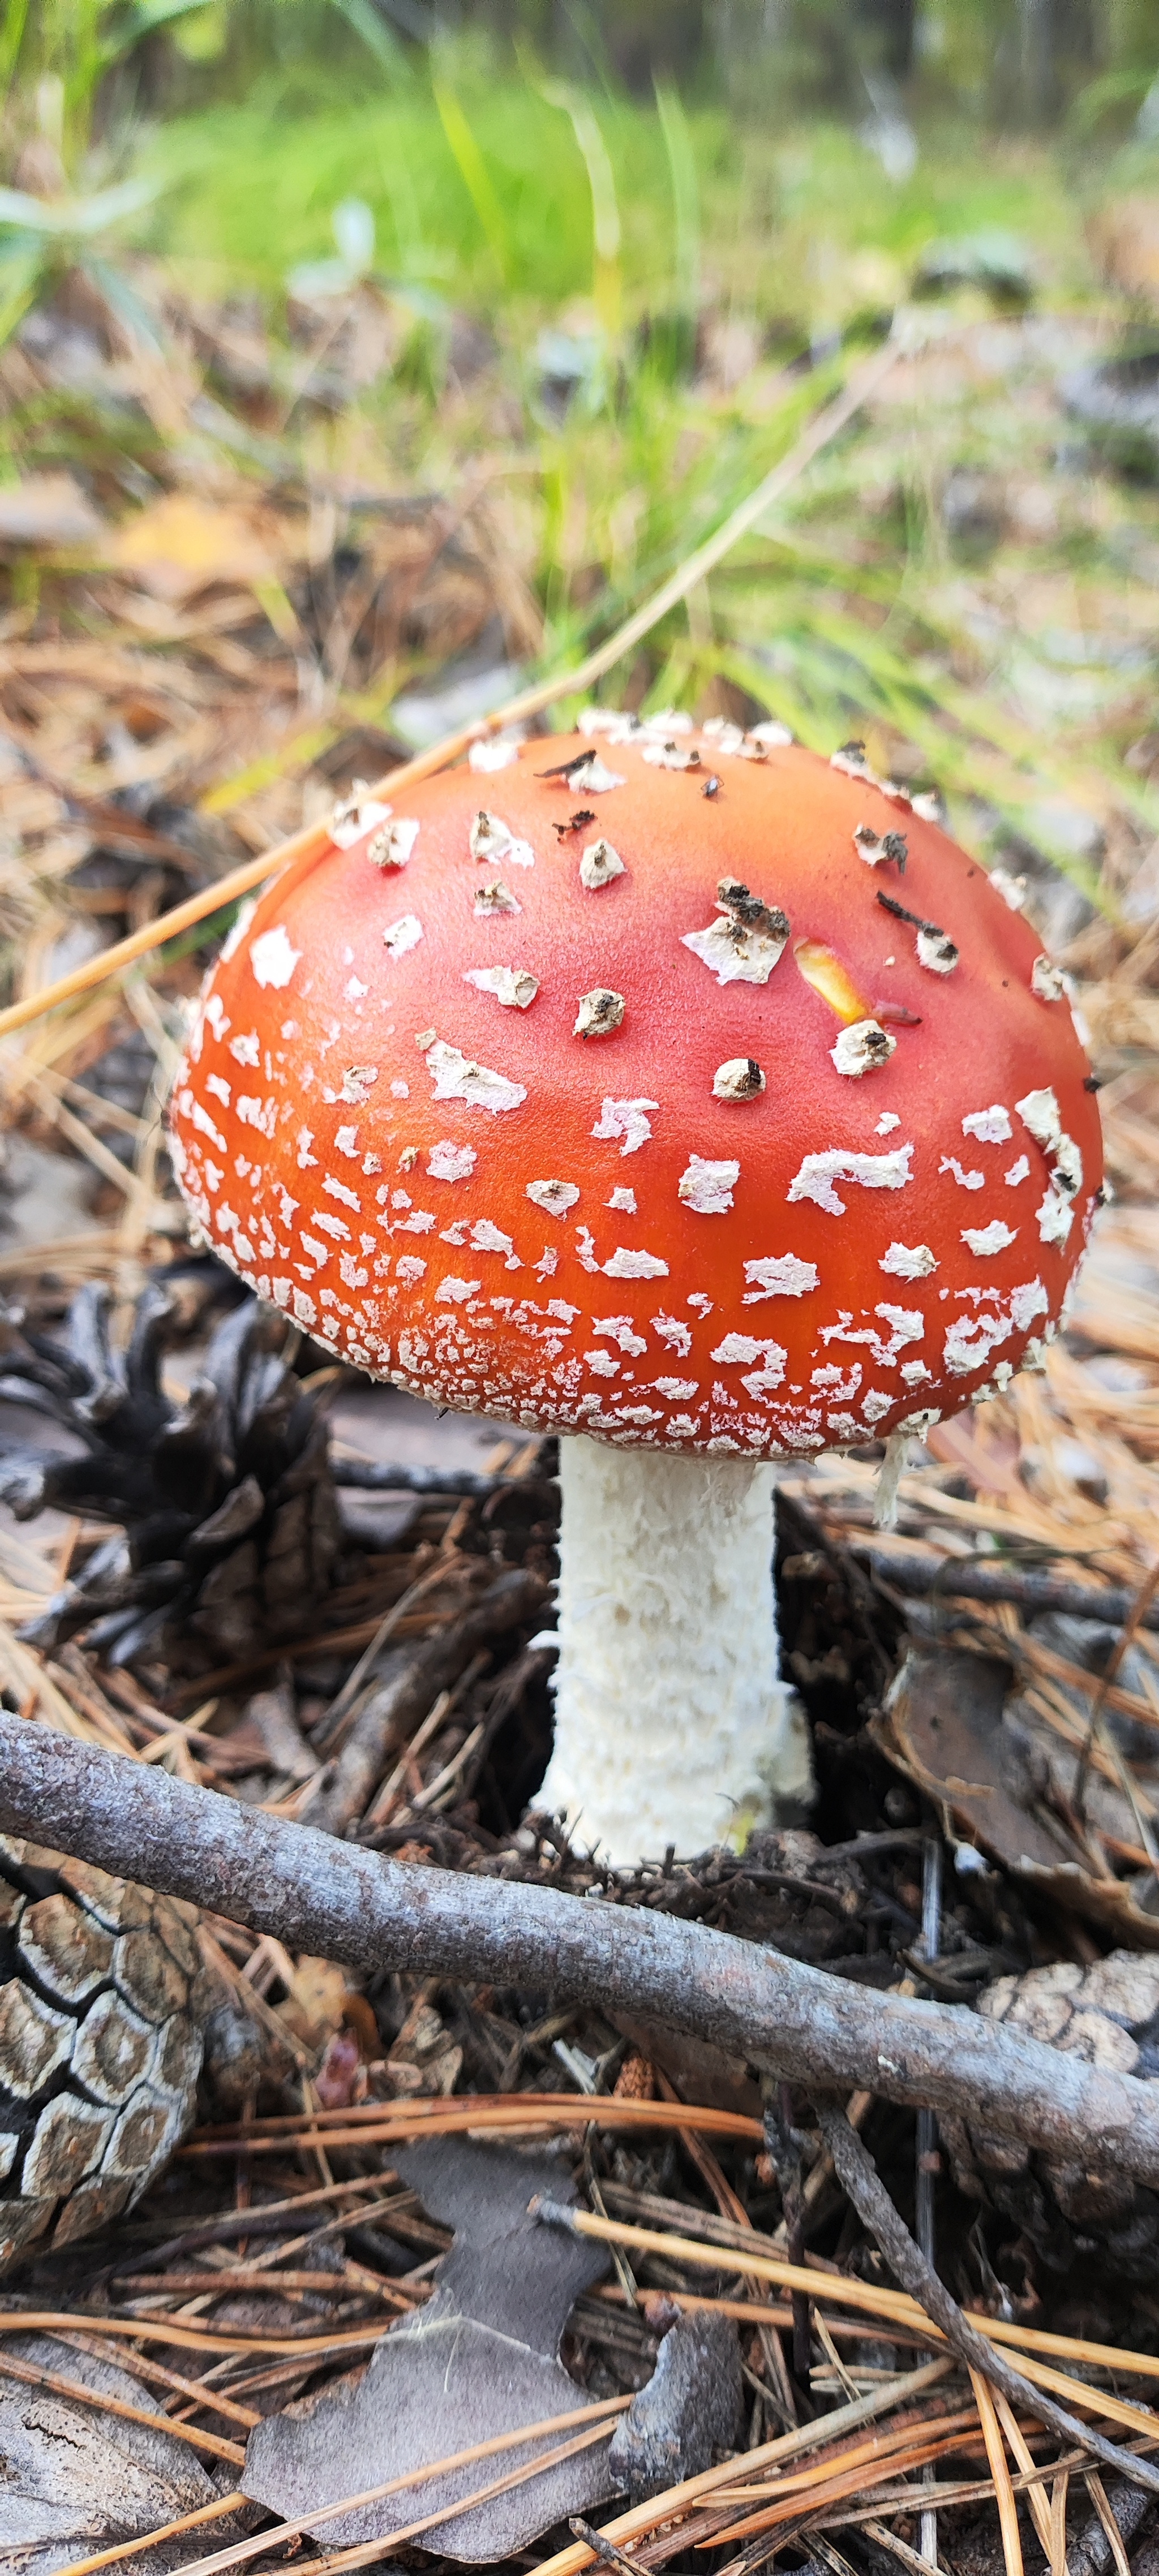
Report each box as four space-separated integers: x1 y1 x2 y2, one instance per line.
4 113 1159 2576
241 2137 620 2558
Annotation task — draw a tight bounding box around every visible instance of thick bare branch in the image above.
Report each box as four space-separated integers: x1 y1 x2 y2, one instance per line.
3 1714 1159 2183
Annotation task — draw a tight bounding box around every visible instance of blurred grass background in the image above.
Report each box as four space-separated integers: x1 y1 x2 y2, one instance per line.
2 0 1159 935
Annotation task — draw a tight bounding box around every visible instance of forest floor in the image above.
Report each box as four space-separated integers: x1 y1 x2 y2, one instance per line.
2 87 1159 2576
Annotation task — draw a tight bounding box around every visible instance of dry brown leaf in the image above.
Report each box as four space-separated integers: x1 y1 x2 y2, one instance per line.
242 2139 617 2562
873 1642 1159 1947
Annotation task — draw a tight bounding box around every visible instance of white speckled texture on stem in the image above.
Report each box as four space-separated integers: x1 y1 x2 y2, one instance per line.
539 1437 809 1863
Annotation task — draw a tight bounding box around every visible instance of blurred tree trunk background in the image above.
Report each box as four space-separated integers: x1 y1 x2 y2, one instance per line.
3 0 1157 152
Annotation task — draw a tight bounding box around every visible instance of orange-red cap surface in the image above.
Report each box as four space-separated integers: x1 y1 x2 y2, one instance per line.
168 718 1102 1456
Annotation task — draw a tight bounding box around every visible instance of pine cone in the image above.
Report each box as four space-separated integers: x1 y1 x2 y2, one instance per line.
0 1279 343 1672
0 1833 204 2273
942 1950 1159 2275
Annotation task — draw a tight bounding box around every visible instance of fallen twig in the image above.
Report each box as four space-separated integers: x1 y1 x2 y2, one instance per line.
532 2200 1159 2455
333 1459 527 1496
1083 2471 1145 2576
6 1714 1159 2184
596 2270 1159 2391
570 2514 646 2576
814 2103 1159 2493
864 1549 1159 1633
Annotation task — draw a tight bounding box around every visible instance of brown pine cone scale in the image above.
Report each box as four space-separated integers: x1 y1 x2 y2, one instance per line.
0 1833 204 2272
943 1950 1159 2275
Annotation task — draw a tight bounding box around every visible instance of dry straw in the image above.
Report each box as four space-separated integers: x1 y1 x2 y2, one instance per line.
0 338 899 1048
35 2140 1159 2576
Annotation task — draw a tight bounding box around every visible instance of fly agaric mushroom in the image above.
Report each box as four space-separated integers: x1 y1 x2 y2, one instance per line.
168 717 1102 1862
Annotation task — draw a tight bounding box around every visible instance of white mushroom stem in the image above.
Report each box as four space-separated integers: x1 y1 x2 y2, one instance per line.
539 1436 808 1864
872 1431 909 1532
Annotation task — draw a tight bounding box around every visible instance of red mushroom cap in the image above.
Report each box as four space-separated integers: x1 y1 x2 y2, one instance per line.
168 717 1102 1457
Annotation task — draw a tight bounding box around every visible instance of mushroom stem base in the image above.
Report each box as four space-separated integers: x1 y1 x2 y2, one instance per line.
539 1436 809 1865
